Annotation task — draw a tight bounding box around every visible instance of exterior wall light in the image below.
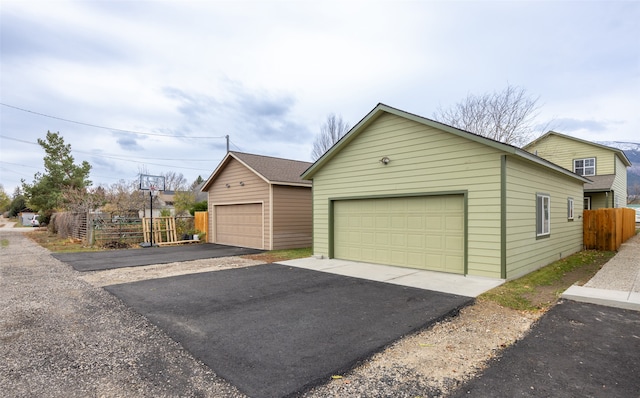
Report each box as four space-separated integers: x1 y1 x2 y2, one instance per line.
380 156 391 165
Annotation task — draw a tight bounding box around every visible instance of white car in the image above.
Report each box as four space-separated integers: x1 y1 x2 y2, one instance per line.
31 215 40 227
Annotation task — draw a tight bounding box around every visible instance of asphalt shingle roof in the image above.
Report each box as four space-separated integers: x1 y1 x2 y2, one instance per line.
584 174 615 191
230 152 312 186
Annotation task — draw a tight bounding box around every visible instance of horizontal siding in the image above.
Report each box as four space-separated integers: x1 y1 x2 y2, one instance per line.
271 185 312 250
312 113 503 278
505 156 584 279
526 134 616 174
612 156 628 207
206 158 270 247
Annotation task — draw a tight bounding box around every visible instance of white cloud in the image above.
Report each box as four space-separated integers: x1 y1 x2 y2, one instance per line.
1 0 638 195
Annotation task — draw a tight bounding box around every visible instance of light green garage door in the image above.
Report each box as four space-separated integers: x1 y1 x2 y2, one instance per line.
333 195 465 274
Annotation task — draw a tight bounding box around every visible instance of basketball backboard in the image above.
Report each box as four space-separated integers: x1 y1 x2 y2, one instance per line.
139 174 166 191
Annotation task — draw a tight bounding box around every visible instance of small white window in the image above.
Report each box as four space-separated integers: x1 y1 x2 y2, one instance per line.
574 158 596 176
537 194 550 237
584 197 591 210
567 198 574 220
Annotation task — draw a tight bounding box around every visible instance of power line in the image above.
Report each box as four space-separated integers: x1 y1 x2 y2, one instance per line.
0 134 214 161
0 161 41 169
229 138 243 152
0 135 40 146
0 135 212 172
1 102 226 139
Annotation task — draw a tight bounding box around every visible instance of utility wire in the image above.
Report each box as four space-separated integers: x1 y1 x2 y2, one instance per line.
1 135 214 161
0 135 212 172
229 138 243 152
1 102 226 139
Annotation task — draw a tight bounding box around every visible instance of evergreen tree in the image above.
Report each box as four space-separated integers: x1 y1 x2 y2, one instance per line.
22 131 92 216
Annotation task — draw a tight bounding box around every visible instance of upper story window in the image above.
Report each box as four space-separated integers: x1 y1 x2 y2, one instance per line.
574 158 595 176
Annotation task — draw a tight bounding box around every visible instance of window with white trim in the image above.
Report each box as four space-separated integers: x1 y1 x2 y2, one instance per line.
574 158 595 176
584 197 591 210
537 193 550 237
567 198 574 220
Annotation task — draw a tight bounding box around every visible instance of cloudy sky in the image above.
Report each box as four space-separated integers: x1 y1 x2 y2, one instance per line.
1 1 638 195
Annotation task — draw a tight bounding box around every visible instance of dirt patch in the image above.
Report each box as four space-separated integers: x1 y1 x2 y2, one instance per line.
522 256 607 309
79 256 264 287
243 252 296 263
303 298 541 397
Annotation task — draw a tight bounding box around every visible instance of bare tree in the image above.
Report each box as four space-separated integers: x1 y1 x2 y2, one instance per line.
629 182 640 204
433 85 540 147
102 180 145 217
161 171 188 191
311 114 350 161
61 186 107 213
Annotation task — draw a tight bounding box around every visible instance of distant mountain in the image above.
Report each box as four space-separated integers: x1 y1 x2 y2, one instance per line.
597 141 640 199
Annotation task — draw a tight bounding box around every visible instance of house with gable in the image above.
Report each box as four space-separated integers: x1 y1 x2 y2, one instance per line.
201 151 312 250
301 104 591 280
523 131 632 209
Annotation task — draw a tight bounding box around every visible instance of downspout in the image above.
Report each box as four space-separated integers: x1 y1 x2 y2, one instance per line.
500 155 507 279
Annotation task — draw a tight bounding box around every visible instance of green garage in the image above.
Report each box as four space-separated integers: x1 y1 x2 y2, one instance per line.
303 104 588 279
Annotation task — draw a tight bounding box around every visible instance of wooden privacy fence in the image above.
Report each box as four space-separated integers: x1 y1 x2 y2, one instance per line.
195 211 208 236
583 208 636 251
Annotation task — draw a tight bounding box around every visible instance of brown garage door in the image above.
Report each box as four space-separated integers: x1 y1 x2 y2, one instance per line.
215 203 263 249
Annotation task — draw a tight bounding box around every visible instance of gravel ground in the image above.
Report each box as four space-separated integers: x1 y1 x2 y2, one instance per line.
1 224 541 397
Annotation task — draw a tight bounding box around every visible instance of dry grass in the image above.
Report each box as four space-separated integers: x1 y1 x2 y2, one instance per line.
26 230 102 253
480 250 616 311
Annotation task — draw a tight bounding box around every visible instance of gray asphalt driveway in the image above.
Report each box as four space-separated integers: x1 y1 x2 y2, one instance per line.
53 243 264 272
105 263 472 398
451 300 640 397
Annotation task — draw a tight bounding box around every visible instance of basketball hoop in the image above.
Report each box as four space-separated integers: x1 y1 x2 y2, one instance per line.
139 174 166 192
139 174 165 248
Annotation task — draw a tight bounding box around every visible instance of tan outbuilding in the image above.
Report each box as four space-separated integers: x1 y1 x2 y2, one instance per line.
201 152 312 250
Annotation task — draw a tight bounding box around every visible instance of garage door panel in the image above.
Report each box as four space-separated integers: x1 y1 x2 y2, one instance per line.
446 255 463 270
426 216 442 229
375 216 389 228
376 233 389 245
407 252 424 267
392 233 406 246
334 195 464 274
391 216 405 229
446 236 464 250
446 215 464 230
362 216 374 228
375 249 390 262
406 234 423 248
426 235 442 249
447 199 464 210
407 217 423 230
